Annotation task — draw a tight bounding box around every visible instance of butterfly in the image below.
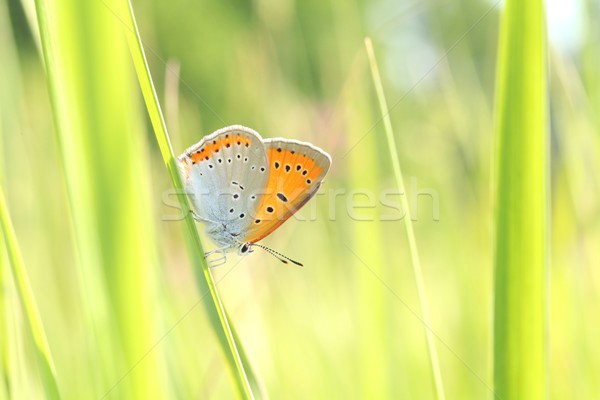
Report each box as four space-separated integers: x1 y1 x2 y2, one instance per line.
178 125 331 267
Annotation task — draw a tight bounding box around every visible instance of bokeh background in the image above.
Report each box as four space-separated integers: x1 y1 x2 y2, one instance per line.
1 0 598 398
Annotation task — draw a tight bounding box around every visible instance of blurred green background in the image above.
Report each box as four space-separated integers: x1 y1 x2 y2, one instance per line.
1 0 598 398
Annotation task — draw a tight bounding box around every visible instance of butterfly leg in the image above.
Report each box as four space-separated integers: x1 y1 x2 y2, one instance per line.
189 209 204 222
189 209 221 226
204 246 229 268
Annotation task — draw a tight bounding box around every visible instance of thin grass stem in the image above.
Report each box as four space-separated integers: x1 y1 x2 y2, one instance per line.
364 37 446 400
0 187 61 400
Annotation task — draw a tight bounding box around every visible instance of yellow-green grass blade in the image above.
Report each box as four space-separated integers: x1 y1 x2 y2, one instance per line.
122 1 257 398
226 309 265 398
364 37 446 400
1 0 20 395
0 243 7 398
493 0 548 398
32 0 121 395
0 267 6 400
33 0 167 397
0 187 61 400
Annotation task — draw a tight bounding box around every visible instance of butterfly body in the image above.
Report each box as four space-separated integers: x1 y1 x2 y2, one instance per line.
178 125 331 261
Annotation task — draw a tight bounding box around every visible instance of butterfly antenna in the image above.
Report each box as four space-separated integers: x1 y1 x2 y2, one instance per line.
250 243 303 267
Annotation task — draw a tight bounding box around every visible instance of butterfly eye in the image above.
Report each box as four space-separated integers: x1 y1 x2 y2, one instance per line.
240 243 251 254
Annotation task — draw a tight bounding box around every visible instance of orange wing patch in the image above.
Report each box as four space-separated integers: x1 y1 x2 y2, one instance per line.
189 134 251 164
242 144 328 243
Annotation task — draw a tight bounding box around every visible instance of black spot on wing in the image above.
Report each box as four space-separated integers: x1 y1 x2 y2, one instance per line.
277 193 288 202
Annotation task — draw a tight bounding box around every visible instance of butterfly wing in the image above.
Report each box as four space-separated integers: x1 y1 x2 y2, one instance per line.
178 125 270 244
241 138 331 244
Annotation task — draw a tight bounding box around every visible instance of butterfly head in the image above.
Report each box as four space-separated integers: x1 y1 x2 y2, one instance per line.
238 242 254 256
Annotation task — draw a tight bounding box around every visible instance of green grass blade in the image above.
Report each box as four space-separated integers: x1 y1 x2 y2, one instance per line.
33 0 167 396
364 37 446 400
226 310 266 398
0 295 7 398
121 1 256 398
0 187 61 400
0 245 7 398
493 0 548 397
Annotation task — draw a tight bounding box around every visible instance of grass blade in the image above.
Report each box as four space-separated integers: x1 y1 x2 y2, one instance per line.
0 187 61 400
0 242 7 397
364 37 446 400
226 310 266 398
492 0 548 397
121 1 256 398
33 0 167 396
